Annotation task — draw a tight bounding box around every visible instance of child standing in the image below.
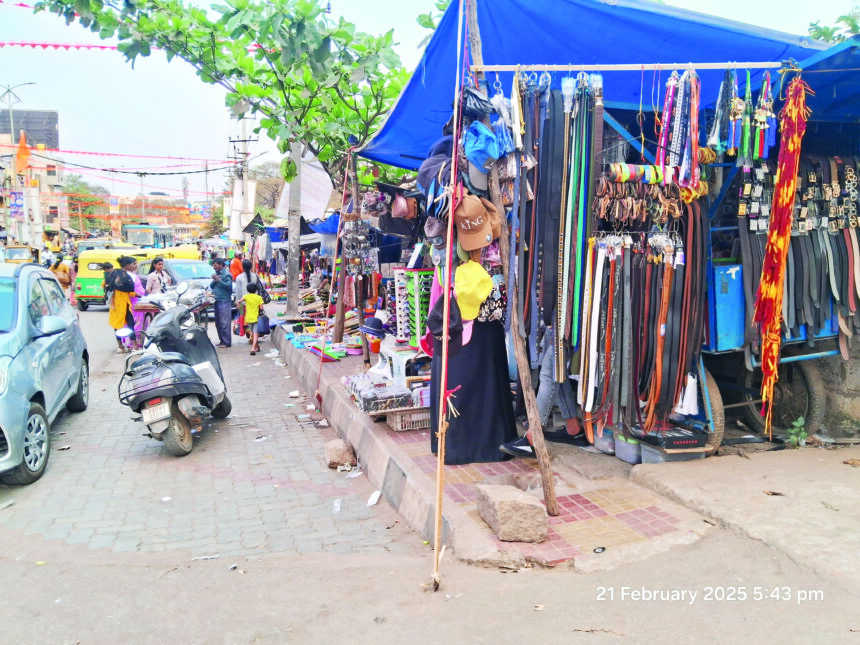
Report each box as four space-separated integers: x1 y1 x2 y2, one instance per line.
239 282 265 355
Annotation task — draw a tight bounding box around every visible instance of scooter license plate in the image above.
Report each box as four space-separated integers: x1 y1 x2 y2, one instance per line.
142 401 171 424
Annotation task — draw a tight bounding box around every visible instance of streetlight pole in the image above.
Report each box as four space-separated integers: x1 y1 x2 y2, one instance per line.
0 82 36 142
0 82 36 242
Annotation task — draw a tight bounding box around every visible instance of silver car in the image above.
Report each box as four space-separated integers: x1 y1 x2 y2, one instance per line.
0 263 89 485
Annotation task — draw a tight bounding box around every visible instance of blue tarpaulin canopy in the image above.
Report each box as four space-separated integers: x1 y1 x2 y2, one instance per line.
308 213 340 235
360 0 825 170
787 36 860 122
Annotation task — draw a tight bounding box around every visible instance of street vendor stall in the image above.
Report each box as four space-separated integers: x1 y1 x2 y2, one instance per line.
349 0 860 587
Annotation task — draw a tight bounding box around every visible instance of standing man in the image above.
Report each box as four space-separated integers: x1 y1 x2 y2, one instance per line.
230 251 244 280
146 256 172 294
210 258 233 348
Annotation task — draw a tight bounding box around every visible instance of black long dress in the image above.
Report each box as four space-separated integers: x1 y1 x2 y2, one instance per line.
429 319 516 464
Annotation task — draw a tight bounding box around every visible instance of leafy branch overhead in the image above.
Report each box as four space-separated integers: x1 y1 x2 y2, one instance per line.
35 0 411 186
808 7 860 42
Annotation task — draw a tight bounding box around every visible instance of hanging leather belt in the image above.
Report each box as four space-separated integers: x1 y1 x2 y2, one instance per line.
578 239 596 401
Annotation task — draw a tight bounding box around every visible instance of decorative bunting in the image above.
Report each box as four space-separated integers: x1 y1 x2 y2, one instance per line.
0 41 118 50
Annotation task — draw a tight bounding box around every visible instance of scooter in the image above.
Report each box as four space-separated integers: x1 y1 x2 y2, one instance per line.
117 282 231 456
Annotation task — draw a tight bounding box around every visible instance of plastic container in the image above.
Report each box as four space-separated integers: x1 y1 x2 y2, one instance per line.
614 435 642 464
594 429 615 455
640 443 707 464
386 408 431 432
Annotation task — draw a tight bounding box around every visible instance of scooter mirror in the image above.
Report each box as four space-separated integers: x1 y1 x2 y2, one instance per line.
116 327 134 339
176 281 190 296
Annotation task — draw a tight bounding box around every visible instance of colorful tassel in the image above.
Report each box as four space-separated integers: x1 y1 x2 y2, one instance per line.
752 75 813 438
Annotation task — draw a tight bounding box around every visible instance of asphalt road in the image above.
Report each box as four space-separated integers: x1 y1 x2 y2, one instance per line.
0 311 856 643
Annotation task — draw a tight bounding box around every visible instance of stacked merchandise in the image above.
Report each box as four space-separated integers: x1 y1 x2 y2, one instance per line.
434 66 744 458
405 270 434 348
391 268 434 346
732 154 855 359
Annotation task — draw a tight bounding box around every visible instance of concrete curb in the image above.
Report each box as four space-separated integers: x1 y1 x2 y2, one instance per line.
271 327 529 568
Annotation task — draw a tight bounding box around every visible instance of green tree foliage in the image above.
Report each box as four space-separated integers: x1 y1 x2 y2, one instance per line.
416 0 451 49
64 173 110 232
200 203 225 237
35 0 411 185
247 161 283 211
809 7 860 42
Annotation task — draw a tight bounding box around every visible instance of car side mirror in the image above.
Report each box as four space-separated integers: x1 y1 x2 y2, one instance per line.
38 315 68 337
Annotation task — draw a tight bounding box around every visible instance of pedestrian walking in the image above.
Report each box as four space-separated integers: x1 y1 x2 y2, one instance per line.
230 252 244 280
107 258 139 353
238 282 265 355
50 256 71 293
210 258 233 348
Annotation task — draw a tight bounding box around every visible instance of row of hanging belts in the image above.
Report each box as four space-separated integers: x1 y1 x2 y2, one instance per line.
738 155 860 362
576 201 707 441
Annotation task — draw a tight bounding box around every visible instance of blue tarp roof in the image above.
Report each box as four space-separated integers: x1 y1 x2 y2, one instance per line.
361 0 825 170
788 36 860 122
308 213 340 235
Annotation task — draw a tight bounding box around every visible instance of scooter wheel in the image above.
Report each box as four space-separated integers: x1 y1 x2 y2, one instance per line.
162 405 193 456
211 397 232 419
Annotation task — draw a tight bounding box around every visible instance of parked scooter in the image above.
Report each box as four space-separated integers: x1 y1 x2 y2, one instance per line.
118 282 231 455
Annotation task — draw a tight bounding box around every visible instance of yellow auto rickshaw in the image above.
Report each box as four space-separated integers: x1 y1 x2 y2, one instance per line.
3 245 40 264
73 247 146 311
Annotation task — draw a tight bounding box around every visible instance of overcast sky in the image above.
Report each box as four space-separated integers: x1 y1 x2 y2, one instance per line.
0 0 853 200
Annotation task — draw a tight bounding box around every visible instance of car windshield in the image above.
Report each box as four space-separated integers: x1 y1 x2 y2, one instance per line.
170 262 211 280
6 247 32 261
0 278 17 332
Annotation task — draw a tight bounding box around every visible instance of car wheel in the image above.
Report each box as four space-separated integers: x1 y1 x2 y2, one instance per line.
76 300 89 312
66 360 89 412
1 403 51 485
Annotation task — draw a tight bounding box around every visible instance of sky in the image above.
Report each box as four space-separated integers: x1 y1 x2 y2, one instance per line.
0 0 855 201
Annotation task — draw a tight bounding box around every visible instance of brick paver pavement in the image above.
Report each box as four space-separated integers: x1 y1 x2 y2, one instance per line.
0 330 408 559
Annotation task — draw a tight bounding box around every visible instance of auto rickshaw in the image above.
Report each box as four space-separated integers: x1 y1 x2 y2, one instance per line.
3 245 40 264
73 247 146 310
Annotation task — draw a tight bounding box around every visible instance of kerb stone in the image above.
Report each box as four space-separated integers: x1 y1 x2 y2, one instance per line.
475 484 547 543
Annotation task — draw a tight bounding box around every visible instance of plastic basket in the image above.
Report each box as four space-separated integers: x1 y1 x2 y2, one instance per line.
386 408 431 432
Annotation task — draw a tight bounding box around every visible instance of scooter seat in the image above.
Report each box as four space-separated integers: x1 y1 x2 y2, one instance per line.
159 351 191 364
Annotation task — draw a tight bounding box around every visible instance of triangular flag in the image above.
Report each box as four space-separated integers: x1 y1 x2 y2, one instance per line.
15 132 30 171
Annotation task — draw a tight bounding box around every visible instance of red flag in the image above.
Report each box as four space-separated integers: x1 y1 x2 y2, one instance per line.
15 132 30 171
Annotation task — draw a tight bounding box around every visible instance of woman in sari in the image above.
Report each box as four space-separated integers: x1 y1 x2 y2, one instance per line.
125 258 147 347
108 256 145 350
108 258 135 352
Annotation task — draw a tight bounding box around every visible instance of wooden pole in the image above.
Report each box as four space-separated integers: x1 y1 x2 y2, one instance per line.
430 0 467 592
467 0 559 516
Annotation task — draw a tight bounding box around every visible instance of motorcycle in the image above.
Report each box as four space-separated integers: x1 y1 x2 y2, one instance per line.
138 283 211 333
117 282 231 456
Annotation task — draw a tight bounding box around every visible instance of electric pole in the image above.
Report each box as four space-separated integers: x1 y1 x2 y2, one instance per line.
1 81 36 242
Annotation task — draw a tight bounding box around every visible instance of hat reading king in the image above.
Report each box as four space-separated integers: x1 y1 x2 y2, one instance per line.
454 194 494 251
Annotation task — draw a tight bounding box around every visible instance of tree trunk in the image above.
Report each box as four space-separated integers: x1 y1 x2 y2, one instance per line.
286 141 302 317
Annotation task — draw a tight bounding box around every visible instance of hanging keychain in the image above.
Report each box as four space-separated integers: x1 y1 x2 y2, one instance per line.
727 69 743 156
737 69 754 167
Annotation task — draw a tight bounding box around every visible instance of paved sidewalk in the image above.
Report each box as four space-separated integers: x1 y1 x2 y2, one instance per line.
272 327 709 570
0 329 414 560
633 445 860 592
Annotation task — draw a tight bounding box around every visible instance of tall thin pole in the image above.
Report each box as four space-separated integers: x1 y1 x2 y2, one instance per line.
430 0 467 593
466 0 558 516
